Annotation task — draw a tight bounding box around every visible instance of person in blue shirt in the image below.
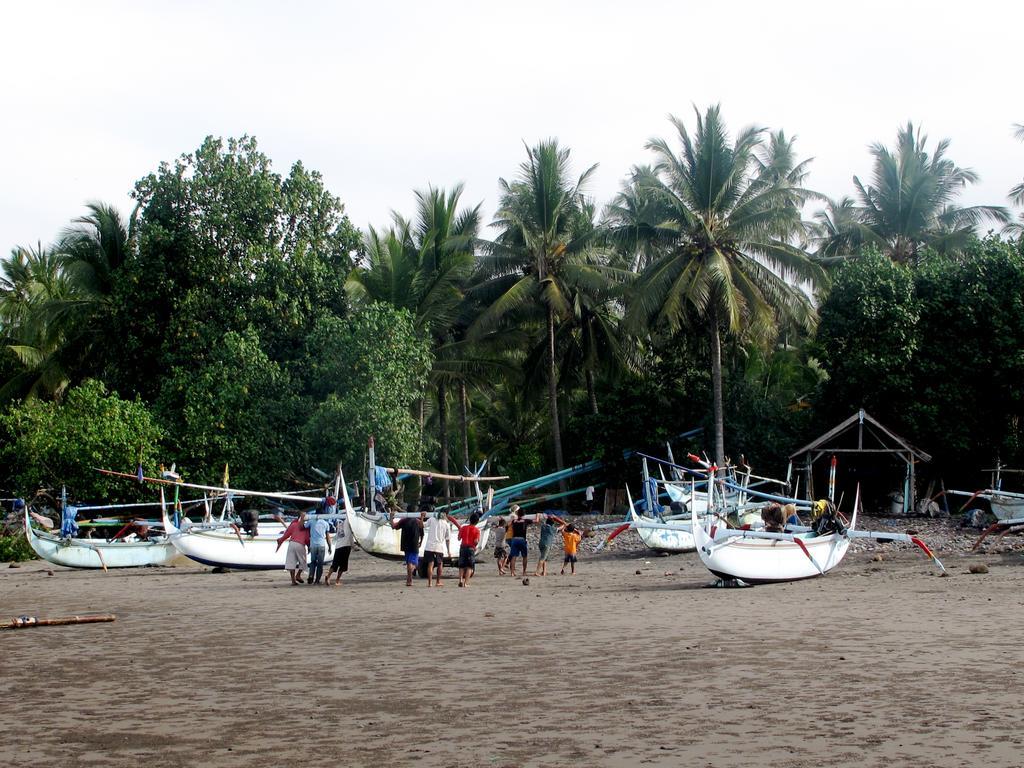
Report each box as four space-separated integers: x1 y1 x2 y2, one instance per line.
304 504 333 585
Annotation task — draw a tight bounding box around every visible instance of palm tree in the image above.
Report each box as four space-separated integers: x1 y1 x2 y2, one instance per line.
805 196 866 262
0 243 77 400
57 201 133 300
471 139 613 479
618 106 824 467
346 184 481 496
0 203 132 401
850 122 1009 264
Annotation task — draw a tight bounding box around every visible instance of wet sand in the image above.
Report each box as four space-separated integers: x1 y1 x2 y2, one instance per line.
2 537 1024 768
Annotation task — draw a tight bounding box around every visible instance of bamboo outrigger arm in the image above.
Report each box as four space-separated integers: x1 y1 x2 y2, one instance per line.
383 466 509 483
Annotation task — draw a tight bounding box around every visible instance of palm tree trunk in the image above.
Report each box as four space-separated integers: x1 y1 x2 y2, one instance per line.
459 380 470 498
709 315 725 470
586 368 599 416
547 307 566 492
415 397 425 500
438 381 450 499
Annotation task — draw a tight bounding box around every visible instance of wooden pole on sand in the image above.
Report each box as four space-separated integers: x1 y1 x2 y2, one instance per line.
3 614 116 630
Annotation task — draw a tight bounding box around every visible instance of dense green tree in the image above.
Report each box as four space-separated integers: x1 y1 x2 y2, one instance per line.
618 106 824 467
303 303 431 476
0 379 163 499
0 243 78 400
910 237 1024 472
155 327 303 488
813 249 919 423
107 135 360 401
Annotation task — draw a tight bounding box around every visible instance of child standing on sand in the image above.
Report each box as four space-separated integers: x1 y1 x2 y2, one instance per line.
492 517 509 575
534 514 557 576
560 522 582 575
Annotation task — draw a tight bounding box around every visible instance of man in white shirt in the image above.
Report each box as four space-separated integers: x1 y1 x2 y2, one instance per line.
422 510 451 587
585 485 595 513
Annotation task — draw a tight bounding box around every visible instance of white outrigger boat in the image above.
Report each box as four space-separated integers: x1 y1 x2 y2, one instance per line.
347 439 492 562
162 513 291 570
24 508 178 570
619 453 789 554
101 467 337 570
691 487 945 584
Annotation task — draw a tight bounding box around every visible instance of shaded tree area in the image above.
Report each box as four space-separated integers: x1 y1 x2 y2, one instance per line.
2 115 1023 500
814 236 1024 478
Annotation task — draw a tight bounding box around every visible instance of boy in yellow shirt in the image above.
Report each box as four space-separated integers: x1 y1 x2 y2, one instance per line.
560 523 582 575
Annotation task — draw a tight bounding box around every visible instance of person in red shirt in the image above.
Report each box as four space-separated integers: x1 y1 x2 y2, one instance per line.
275 510 311 585
448 511 482 587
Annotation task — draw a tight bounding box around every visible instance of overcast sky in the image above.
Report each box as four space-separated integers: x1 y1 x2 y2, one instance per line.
2 0 1021 251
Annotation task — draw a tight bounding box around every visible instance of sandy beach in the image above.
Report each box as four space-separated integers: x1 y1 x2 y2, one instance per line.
3 522 1024 768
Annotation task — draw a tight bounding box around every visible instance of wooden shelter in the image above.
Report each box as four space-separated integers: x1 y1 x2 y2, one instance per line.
788 409 931 514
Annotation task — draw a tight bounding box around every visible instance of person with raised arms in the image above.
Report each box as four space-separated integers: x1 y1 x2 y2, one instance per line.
304 498 333 585
559 522 582 576
391 509 424 587
533 514 558 576
506 505 540 578
422 509 451 587
447 511 481 587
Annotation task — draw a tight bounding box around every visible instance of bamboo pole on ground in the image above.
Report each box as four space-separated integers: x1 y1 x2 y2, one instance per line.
4 614 116 630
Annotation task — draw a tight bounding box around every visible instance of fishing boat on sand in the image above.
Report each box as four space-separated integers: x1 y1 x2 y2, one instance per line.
24 508 178 570
691 488 945 584
100 467 337 570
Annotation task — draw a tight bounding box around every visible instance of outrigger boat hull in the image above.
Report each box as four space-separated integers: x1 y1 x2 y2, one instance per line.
990 494 1024 521
163 512 301 570
25 511 178 569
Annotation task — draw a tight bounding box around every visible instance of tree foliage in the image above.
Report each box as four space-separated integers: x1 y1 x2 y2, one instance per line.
0 379 163 499
303 303 431 473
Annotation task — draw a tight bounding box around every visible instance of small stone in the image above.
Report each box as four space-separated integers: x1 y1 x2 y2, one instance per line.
872 554 884 562
8 563 20 568
635 570 642 575
484 612 494 617
907 529 919 536
521 577 530 586
46 569 53 576
969 564 989 574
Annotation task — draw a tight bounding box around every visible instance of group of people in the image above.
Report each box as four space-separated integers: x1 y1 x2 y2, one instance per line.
389 508 482 587
491 506 583 576
275 497 354 586
272 498 586 587
389 505 584 586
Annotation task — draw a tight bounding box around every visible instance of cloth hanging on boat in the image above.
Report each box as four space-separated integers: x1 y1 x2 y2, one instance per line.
374 466 392 492
645 477 660 514
61 506 79 538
